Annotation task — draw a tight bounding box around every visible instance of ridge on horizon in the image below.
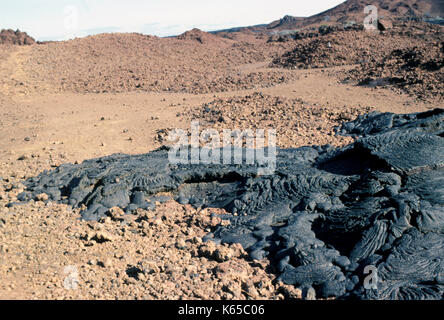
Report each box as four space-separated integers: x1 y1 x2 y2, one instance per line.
1 0 443 42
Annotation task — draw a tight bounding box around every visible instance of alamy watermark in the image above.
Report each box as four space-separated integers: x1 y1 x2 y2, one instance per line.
63 265 79 290
64 5 79 39
364 5 379 32
167 121 277 175
63 1 96 39
363 265 379 290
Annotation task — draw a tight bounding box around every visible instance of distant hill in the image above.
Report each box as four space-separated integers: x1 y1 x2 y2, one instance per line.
177 28 232 46
213 0 444 34
271 0 444 29
4 31 295 95
0 29 35 45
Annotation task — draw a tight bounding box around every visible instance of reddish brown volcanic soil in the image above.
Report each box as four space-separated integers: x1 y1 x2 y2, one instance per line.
271 22 441 68
270 22 443 101
0 0 443 300
180 93 374 149
13 31 295 95
344 40 443 102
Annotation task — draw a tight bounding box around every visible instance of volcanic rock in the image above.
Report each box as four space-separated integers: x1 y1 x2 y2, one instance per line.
0 29 35 45
15 109 444 300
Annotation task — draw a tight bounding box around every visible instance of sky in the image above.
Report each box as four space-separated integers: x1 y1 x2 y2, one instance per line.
0 0 346 41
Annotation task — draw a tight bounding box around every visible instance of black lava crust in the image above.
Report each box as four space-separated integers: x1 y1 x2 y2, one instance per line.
16 109 444 300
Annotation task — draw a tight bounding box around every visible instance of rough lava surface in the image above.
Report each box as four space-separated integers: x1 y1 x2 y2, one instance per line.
0 29 35 45
15 109 444 300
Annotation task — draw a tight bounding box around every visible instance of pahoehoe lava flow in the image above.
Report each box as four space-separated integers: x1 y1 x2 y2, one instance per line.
14 109 444 300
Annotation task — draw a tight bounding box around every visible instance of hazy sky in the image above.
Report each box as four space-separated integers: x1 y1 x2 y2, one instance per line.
1 0 346 41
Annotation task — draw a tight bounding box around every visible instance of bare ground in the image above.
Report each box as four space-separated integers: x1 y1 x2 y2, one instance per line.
0 35 442 299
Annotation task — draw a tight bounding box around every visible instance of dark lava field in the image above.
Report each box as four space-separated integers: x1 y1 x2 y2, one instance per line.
14 109 444 300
